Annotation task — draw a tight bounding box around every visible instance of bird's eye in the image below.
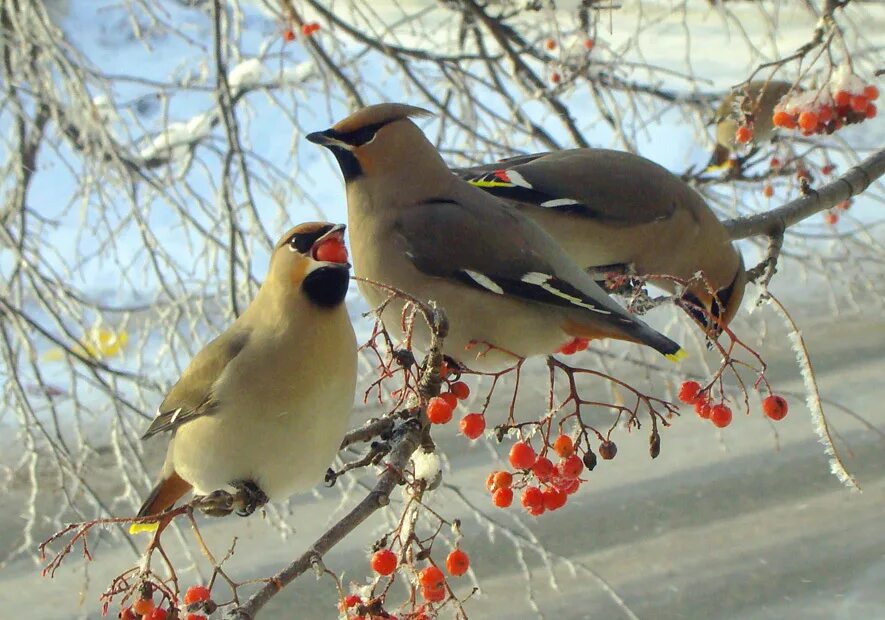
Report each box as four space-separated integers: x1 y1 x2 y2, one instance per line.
287 225 333 254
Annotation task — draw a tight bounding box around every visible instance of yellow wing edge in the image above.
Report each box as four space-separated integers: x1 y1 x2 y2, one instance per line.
665 348 688 363
129 521 159 535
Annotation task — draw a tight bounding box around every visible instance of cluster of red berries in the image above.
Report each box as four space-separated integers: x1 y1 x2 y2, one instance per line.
119 586 210 620
367 548 470 609
426 377 489 441
773 81 878 137
678 381 788 427
282 22 321 42
556 336 590 355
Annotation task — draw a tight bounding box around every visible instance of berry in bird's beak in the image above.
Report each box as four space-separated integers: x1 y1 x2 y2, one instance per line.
311 228 349 264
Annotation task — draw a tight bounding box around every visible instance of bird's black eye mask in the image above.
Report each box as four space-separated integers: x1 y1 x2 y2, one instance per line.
306 121 391 181
287 225 334 254
323 121 388 148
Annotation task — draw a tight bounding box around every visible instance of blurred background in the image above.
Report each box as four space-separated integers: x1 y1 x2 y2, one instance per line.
0 1 883 618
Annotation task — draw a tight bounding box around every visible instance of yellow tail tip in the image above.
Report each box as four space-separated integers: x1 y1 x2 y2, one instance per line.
665 348 687 363
129 521 159 535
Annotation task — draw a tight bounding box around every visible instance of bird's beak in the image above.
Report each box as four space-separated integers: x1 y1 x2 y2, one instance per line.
310 224 350 266
306 129 354 151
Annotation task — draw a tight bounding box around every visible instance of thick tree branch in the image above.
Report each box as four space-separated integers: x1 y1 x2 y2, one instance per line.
724 148 885 240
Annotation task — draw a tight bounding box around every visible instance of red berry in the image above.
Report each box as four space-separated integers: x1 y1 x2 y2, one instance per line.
446 549 470 576
282 29 295 42
850 94 868 113
427 397 454 424
818 105 833 123
834 90 851 107
864 85 879 101
313 238 348 263
449 381 470 400
343 595 361 609
772 110 796 129
185 615 207 620
678 380 702 404
798 111 818 132
492 487 513 507
419 565 445 589
821 164 834 175
509 441 537 469
439 392 458 409
710 404 733 428
836 199 851 211
459 413 485 439
144 609 167 620
132 598 154 616
583 38 595 50
371 549 397 576
735 125 753 144
550 71 561 85
542 487 567 511
866 102 877 119
557 338 579 355
421 584 446 602
531 457 554 482
552 435 574 458
559 455 584 479
183 586 211 606
555 477 580 494
762 184 773 198
301 22 320 36
119 608 136 620
824 211 839 226
494 470 513 488
762 395 789 421
695 401 712 419
545 38 557 51
521 485 544 510
770 157 781 168
598 440 617 460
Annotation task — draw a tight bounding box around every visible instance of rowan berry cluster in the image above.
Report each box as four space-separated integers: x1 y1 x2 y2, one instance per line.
118 585 211 620
677 380 789 428
773 70 878 136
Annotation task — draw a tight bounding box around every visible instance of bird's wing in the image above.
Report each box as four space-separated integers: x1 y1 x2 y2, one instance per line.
141 329 250 438
454 150 676 225
392 199 629 321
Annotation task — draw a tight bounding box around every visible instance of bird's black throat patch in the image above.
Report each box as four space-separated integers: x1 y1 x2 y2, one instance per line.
329 147 363 182
302 265 350 307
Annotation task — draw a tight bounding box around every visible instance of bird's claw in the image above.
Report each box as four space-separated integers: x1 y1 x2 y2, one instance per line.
195 489 236 517
232 480 268 517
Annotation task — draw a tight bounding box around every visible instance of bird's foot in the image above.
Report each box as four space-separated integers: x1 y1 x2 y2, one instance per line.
194 489 236 517
231 480 268 517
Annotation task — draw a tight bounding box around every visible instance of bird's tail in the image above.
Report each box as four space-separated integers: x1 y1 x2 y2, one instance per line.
563 318 686 362
129 471 191 534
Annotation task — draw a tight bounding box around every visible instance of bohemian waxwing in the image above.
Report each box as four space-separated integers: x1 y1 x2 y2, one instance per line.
131 222 357 532
708 80 794 170
454 148 747 330
306 103 685 372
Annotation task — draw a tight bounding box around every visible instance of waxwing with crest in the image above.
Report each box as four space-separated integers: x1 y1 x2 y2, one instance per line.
455 148 747 331
131 222 357 533
307 104 685 372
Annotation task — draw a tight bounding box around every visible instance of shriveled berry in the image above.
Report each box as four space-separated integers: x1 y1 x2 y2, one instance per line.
446 549 470 576
559 455 584 479
459 413 485 439
492 487 513 507
678 380 702 404
183 586 211 606
509 441 537 469
419 565 445 589
132 598 155 616
762 395 789 421
552 435 574 458
735 125 753 144
582 450 597 471
421 584 446 602
599 440 617 460
450 381 470 400
427 397 454 424
542 487 567 511
371 549 397 576
710 404 733 428
532 456 554 481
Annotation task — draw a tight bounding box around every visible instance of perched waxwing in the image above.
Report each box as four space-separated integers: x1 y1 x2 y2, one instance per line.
306 104 685 372
708 80 794 170
454 149 746 330
131 223 357 533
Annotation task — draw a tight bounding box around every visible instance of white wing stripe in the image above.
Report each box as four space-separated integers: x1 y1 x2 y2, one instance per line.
464 270 504 294
521 272 611 314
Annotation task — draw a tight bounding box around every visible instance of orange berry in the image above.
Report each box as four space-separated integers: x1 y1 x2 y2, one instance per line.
762 184 774 198
864 85 879 101
710 404 732 428
132 598 155 616
492 486 513 507
798 111 818 132
421 584 446 603
446 549 470 576
282 29 295 42
439 392 458 409
542 487 567 511
544 38 557 51
678 380 702 404
598 440 617 460
583 38 595 50
550 71 561 85
449 381 470 400
772 110 795 129
552 435 574 458
521 486 545 515
371 549 397 576
419 565 445 589
183 586 211 606
866 102 877 119
531 456 554 482
559 455 584 479
493 470 513 489
824 211 839 225
301 22 320 36
695 401 712 419
509 441 537 469
427 397 454 424
144 609 167 620
762 395 789 421
850 94 868 113
119 608 136 620
734 125 753 144
459 413 485 439
834 90 851 107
